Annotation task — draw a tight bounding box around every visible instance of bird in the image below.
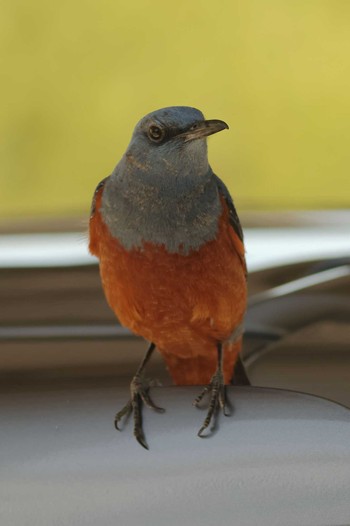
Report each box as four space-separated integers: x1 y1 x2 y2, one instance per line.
89 106 249 449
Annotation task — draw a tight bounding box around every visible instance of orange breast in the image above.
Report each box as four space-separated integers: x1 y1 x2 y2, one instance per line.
90 189 247 384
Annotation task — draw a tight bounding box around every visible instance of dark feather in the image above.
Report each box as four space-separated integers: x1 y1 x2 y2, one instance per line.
90 176 109 218
213 174 244 242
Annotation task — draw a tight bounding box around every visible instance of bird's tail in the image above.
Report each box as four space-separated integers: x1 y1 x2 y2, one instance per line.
160 338 242 386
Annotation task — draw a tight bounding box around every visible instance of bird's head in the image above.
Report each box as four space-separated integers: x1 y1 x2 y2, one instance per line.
104 107 229 250
121 106 228 188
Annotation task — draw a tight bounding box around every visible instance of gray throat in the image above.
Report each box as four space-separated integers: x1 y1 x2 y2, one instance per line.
101 164 222 254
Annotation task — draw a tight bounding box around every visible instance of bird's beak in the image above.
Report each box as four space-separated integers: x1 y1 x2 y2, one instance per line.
177 119 229 142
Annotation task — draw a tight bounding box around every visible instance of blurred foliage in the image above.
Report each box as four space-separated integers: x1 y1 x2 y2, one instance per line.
0 0 349 218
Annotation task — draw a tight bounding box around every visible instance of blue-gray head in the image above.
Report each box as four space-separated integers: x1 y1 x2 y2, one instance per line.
102 106 229 253
122 106 228 188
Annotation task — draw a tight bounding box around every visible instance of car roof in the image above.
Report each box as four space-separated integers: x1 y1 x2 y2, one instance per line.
2 382 350 525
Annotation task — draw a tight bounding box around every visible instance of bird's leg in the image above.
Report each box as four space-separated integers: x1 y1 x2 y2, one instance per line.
193 343 229 437
114 342 164 449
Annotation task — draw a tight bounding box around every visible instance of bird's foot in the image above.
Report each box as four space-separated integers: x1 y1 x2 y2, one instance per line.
114 374 165 450
193 369 230 437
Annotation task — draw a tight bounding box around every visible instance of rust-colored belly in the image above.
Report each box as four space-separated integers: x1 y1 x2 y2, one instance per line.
90 191 247 384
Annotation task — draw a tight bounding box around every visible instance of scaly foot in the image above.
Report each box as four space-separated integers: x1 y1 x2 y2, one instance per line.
193 369 230 437
114 374 165 449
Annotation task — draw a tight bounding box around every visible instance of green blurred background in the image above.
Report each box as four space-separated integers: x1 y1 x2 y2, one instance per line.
1 0 349 220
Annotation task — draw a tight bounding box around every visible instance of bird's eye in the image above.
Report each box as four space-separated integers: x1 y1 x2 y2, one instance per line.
148 125 165 142
189 123 198 130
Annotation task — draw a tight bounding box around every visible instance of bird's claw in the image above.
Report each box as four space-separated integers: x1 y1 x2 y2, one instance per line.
193 370 230 437
114 374 165 450
114 400 133 430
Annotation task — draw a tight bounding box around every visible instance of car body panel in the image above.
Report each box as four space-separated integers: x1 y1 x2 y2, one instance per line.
1 382 350 526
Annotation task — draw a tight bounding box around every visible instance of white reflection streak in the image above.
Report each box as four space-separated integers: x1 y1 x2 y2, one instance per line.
0 228 349 270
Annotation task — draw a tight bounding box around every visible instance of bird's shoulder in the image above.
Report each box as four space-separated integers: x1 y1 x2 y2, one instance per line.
213 174 244 242
89 176 110 257
90 176 110 219
213 174 247 275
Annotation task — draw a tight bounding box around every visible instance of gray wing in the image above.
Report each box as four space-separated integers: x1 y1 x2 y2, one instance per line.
90 176 110 218
213 174 244 243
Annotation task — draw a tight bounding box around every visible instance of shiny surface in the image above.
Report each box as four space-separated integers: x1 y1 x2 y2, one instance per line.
1 226 350 269
1 382 350 526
